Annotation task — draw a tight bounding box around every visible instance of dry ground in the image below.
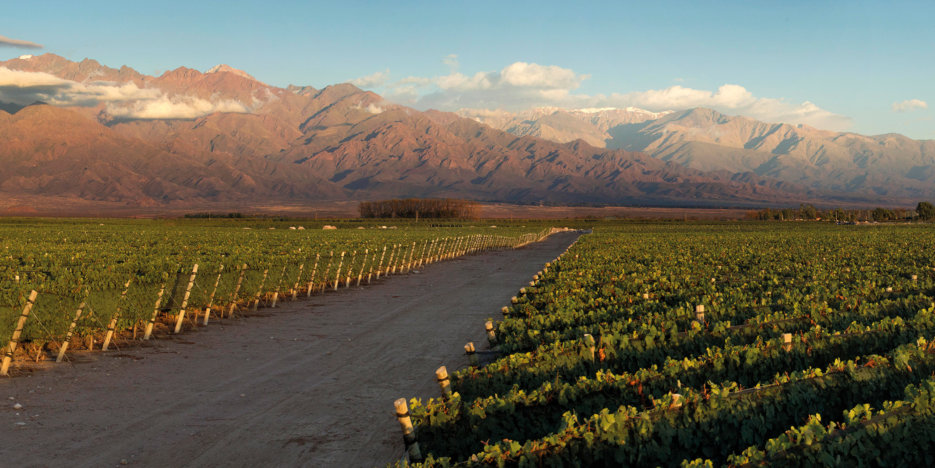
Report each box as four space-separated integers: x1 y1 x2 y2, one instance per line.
0 231 581 467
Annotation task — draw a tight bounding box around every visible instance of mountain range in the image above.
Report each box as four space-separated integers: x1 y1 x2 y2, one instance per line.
460 106 935 201
0 53 929 212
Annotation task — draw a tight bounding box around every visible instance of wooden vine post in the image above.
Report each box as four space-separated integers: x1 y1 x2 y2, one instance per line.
695 304 705 324
102 277 133 351
271 265 288 308
437 238 446 262
583 334 596 361
425 239 437 265
252 268 269 312
398 243 408 272
465 342 478 367
375 245 387 280
173 264 200 334
356 249 369 287
333 251 345 290
203 264 225 325
404 242 416 273
344 251 356 288
394 398 423 462
306 254 320 297
290 263 305 300
367 248 378 284
56 293 88 362
783 333 793 351
143 281 167 340
387 244 398 275
399 244 409 273
485 321 498 346
227 264 248 317
319 251 333 293
1 290 38 376
418 239 429 268
435 366 452 400
430 239 440 263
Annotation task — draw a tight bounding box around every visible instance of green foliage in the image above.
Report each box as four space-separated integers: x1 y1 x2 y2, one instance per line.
0 219 549 348
917 201 935 221
396 223 935 467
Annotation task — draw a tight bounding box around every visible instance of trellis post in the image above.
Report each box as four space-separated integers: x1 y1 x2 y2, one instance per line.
1 290 38 375
173 264 199 334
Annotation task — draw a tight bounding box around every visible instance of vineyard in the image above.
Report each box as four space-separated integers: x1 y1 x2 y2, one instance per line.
0 218 557 375
398 223 935 466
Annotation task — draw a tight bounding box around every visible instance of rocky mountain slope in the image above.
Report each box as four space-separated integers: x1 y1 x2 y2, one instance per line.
0 54 904 209
462 106 935 201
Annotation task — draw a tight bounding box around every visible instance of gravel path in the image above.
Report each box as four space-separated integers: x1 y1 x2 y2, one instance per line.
0 231 581 467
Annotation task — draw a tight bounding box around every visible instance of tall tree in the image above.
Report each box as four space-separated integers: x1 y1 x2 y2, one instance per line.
917 201 935 221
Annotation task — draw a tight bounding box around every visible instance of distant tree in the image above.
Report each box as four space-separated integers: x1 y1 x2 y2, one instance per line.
871 207 895 222
831 208 846 222
799 203 818 220
917 201 935 221
359 198 479 219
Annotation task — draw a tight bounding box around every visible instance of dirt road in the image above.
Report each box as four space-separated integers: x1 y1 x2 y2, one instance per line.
0 231 581 467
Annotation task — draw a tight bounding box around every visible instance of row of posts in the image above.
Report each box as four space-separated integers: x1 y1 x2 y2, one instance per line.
390 237 815 461
391 230 585 462
2 233 533 376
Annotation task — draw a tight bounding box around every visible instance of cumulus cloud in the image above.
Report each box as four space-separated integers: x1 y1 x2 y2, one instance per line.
602 84 852 130
105 95 249 120
0 67 159 105
381 61 589 112
349 100 387 114
351 69 390 88
0 66 250 119
373 61 850 131
892 99 928 112
0 34 42 49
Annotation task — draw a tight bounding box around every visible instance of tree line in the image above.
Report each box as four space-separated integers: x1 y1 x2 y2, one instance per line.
359 198 480 219
749 202 935 222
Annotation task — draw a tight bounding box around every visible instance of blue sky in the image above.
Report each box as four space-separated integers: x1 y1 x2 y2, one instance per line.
1 0 933 138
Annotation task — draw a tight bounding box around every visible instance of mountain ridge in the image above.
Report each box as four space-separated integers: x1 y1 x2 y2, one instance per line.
462 106 935 201
0 54 923 210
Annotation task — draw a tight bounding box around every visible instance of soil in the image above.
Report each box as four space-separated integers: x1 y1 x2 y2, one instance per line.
0 231 582 467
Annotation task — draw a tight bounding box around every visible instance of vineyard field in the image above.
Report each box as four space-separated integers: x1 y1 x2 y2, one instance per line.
401 222 935 467
0 217 559 372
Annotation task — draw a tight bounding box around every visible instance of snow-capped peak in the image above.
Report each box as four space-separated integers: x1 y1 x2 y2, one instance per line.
206 64 256 81
574 107 619 114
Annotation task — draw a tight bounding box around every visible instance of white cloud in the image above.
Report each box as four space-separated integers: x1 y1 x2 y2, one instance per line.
371 61 851 131
0 66 250 120
351 69 390 88
0 67 68 88
603 85 851 130
0 34 42 49
892 99 928 112
106 95 248 120
442 54 459 72
500 62 586 89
